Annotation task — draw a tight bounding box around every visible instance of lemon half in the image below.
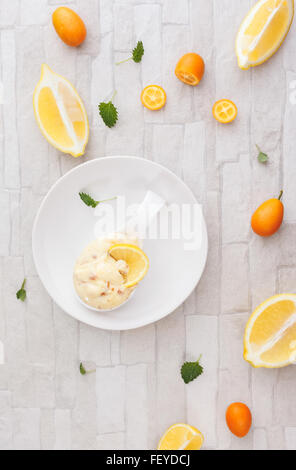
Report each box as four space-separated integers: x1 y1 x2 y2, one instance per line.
236 0 294 70
244 294 296 368
33 64 89 157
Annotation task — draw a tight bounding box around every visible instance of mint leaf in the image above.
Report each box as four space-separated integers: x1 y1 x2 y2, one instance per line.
16 279 27 302
79 192 99 208
116 41 144 65
99 101 118 128
132 41 144 63
80 362 96 376
79 192 117 208
256 145 268 163
80 363 87 375
181 356 203 384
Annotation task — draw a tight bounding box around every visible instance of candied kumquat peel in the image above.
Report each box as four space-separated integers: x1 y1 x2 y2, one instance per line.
213 99 238 124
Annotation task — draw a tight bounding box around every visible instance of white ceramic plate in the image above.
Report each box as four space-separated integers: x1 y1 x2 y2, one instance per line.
32 157 208 330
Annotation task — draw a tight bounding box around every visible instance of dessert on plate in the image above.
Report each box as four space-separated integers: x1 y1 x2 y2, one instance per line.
74 234 138 310
74 233 149 311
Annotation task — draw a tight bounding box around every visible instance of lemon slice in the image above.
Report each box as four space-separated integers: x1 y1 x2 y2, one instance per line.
244 294 296 368
33 64 89 157
108 244 149 288
236 0 294 70
158 424 204 451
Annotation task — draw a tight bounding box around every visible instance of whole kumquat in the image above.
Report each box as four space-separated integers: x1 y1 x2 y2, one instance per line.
251 191 284 237
226 403 252 438
52 7 87 47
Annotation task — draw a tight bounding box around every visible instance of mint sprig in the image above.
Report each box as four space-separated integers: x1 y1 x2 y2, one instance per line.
116 41 144 65
79 192 116 208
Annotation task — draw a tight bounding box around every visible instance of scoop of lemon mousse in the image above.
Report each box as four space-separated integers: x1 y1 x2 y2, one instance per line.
74 234 149 310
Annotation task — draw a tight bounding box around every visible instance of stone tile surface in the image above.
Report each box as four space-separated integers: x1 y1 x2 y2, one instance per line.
1 0 296 450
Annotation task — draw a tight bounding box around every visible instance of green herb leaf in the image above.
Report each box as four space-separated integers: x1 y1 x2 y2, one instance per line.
256 145 268 164
79 192 99 208
116 41 144 65
79 192 117 208
132 41 144 63
80 363 87 375
80 362 96 376
99 101 118 128
181 356 203 384
16 279 27 302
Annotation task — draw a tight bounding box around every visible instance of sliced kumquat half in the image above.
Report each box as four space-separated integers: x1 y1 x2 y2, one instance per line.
213 99 238 124
141 85 167 111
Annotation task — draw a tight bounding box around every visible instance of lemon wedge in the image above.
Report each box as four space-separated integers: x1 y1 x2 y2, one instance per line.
157 424 204 451
236 0 294 70
244 294 296 368
33 64 89 157
108 244 149 288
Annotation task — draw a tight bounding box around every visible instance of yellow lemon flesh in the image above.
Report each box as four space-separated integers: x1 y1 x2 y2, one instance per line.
158 424 204 451
33 64 89 157
108 244 149 288
244 294 296 368
236 0 294 70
